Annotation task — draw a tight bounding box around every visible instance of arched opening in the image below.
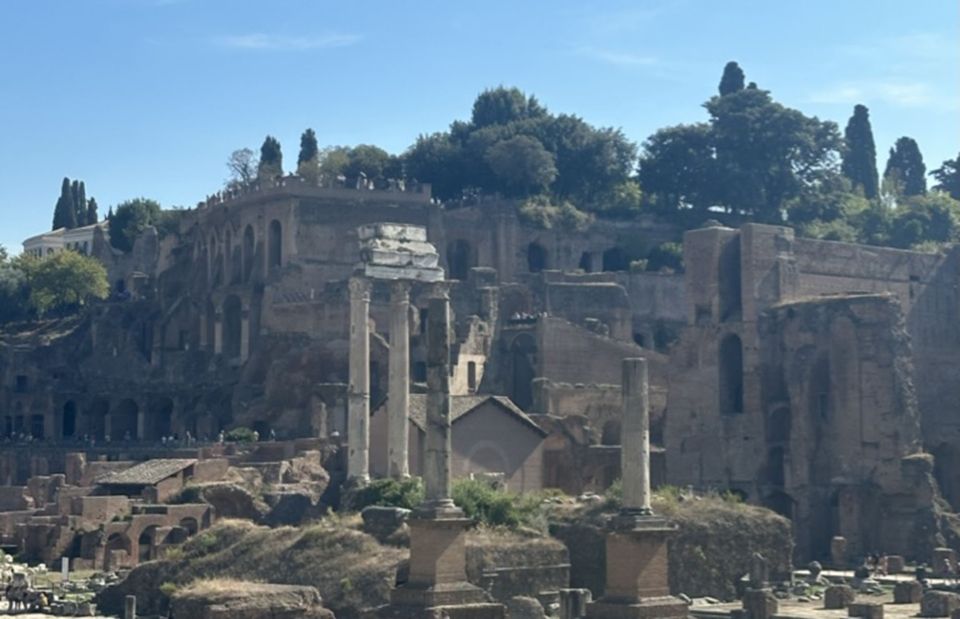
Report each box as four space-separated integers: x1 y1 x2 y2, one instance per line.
446 239 474 281
243 225 255 282
601 419 621 446
105 533 129 570
30 414 45 439
115 278 127 295
766 446 786 487
602 247 629 272
87 398 109 440
111 399 139 441
766 406 791 444
718 334 744 415
148 397 174 441
467 361 477 393
578 252 593 273
527 242 547 273
718 238 742 321
138 525 159 562
179 517 199 536
763 490 794 519
809 356 831 423
223 296 243 360
62 401 77 439
468 444 509 475
268 220 282 269
509 334 537 410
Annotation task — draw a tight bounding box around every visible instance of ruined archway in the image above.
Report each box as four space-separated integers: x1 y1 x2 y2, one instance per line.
223 295 242 360
527 242 547 273
578 251 593 273
718 334 744 415
105 533 130 570
509 333 537 410
446 239 475 281
86 398 109 440
111 399 139 441
602 247 629 272
269 220 282 269
148 397 174 441
138 525 159 562
179 517 199 536
243 225 255 282
230 246 242 284
62 401 77 439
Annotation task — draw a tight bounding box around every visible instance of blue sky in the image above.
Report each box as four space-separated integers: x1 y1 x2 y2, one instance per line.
1 0 957 252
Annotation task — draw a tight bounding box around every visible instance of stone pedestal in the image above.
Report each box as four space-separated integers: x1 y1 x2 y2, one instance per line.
586 518 688 619
742 589 778 619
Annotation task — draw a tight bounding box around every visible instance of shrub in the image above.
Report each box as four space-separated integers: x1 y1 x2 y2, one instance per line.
452 478 544 529
645 242 684 273
224 427 256 443
350 477 424 511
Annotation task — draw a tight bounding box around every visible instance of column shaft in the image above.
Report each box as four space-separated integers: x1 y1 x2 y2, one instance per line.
388 282 411 479
424 294 454 506
348 278 371 482
621 357 651 514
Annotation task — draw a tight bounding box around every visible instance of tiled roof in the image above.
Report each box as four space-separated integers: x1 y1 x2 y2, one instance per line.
401 394 546 436
96 459 196 486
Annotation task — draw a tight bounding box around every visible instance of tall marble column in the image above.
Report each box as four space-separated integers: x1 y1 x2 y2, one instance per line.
348 277 371 483
422 294 456 513
586 357 688 619
621 358 652 516
388 281 411 479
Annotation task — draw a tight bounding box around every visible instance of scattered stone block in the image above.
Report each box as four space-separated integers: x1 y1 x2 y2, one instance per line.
506 596 546 619
361 506 411 543
742 589 779 619
921 591 960 617
893 581 922 604
831 536 848 567
825 585 856 609
848 601 884 619
885 555 905 574
933 548 959 577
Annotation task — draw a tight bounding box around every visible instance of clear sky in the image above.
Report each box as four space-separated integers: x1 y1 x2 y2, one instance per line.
1 0 957 252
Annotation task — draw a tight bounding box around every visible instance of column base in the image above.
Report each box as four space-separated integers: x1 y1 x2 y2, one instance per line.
586 596 689 619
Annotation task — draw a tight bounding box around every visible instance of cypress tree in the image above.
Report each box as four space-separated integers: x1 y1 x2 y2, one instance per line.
719 61 745 96
884 137 927 196
258 135 283 180
87 197 99 224
932 153 960 200
298 128 319 165
841 104 879 199
76 181 88 225
52 177 78 230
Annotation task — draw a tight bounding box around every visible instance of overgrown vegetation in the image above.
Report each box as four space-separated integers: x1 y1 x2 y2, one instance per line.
224 426 257 443
0 247 108 322
348 477 425 511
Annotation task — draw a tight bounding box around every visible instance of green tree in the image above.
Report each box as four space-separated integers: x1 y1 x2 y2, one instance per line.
932 153 960 200
258 136 283 181
52 177 78 230
471 86 545 128
0 247 30 324
86 197 99 224
884 137 927 196
109 198 162 252
404 133 467 200
20 251 109 316
317 146 351 180
344 144 393 181
484 135 557 196
637 123 717 215
718 61 745 96
73 181 87 226
888 193 960 249
841 104 879 199
297 129 320 184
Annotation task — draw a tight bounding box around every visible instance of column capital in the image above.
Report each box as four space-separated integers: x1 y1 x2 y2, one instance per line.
348 276 371 301
429 281 451 300
390 279 411 303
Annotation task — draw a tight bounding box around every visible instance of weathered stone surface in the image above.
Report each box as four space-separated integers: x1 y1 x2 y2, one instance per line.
506 596 546 619
170 581 334 619
848 601 884 619
922 591 960 617
824 585 856 610
362 506 411 543
893 581 922 604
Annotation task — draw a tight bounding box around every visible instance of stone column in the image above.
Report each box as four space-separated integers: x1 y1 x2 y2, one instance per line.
388 281 411 479
213 310 223 355
240 307 250 362
621 358 652 516
347 277 371 483
422 294 455 513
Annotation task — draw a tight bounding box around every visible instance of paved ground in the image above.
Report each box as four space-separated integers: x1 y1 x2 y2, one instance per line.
691 591 921 619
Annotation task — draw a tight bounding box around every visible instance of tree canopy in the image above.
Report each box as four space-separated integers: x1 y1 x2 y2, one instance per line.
109 198 162 252
932 153 960 200
841 104 879 199
226 148 258 188
884 136 927 197
718 61 745 96
258 135 283 181
19 251 109 317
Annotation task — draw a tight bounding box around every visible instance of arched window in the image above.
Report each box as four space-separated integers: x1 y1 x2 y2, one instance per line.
111 399 139 440
446 239 474 281
527 243 547 273
602 247 629 272
578 252 593 273
62 401 77 438
719 334 744 415
223 295 243 360
269 220 282 269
